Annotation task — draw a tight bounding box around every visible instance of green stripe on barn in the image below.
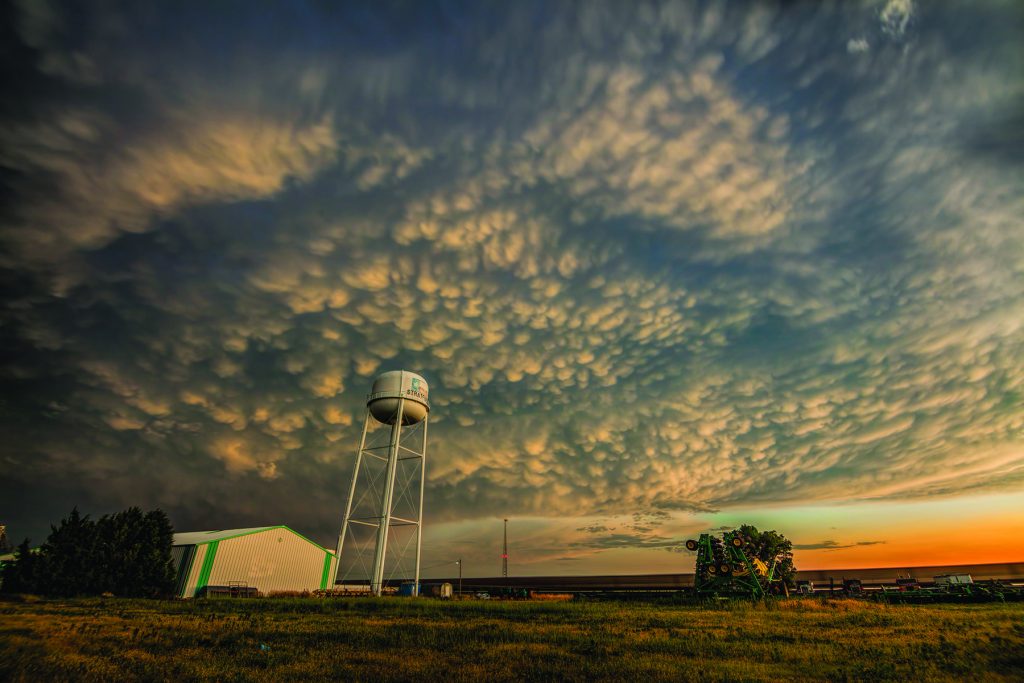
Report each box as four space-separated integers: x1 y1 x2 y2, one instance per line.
320 551 332 590
196 540 219 592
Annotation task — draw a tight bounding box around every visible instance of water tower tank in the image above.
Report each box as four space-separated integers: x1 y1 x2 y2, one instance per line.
338 370 432 597
367 370 430 425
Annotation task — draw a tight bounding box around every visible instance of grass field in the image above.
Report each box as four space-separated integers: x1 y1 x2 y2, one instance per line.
2 595 1022 681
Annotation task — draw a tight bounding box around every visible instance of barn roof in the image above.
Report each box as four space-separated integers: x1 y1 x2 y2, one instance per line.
172 527 278 546
172 525 333 553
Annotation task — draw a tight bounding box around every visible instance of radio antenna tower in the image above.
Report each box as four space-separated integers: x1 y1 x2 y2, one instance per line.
502 518 508 577
335 371 430 596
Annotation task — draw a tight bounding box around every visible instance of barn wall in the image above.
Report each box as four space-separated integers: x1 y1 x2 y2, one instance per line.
171 545 197 597
179 543 209 598
170 545 188 572
204 528 333 595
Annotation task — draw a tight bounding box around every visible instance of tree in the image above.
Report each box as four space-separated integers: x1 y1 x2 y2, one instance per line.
138 509 177 597
42 507 98 596
0 506 176 597
94 507 176 597
737 524 796 588
0 525 11 554
0 538 42 594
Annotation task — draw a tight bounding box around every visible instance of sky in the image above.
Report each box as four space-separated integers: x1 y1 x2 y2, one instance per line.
1 0 1022 577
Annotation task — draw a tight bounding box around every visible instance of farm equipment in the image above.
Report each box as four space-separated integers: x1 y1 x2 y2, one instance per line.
895 576 921 591
685 530 787 598
877 575 1024 604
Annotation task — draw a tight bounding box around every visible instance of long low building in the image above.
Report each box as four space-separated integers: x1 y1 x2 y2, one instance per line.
414 573 691 593
420 562 1024 593
172 526 336 598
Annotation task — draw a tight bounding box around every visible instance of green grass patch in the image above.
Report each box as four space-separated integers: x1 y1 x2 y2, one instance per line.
0 597 1021 681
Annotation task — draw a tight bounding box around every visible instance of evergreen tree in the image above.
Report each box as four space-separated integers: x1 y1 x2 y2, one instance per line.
96 507 144 594
0 506 176 597
139 509 176 596
94 507 176 596
42 507 97 596
0 538 41 594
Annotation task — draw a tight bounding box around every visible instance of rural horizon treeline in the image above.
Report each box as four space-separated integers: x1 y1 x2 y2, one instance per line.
0 506 176 597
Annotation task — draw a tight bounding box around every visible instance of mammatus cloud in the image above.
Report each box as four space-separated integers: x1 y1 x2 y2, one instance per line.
0 109 339 287
847 38 870 54
879 0 914 38
1 1 1022 555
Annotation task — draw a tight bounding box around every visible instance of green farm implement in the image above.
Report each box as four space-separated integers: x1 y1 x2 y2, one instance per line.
685 530 787 598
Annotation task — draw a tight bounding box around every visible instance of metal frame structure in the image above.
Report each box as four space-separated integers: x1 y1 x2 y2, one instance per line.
335 388 429 596
687 530 780 598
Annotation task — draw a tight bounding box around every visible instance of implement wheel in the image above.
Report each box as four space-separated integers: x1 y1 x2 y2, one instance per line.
685 539 699 551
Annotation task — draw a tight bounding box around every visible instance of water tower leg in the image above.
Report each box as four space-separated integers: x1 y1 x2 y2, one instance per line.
413 415 428 596
335 408 371 587
371 398 405 596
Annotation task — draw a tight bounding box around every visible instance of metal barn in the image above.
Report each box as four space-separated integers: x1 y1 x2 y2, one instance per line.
172 526 336 598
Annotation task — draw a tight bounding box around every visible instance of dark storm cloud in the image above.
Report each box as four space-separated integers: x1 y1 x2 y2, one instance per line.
792 540 886 551
626 510 673 533
1 0 1022 547
570 533 688 552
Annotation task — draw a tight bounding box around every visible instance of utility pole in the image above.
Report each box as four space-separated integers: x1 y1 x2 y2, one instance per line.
502 518 508 578
457 558 462 598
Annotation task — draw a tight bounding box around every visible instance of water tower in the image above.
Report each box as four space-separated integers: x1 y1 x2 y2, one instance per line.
335 371 430 596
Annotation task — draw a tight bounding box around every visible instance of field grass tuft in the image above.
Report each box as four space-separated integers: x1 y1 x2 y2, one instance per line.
1 596 1021 681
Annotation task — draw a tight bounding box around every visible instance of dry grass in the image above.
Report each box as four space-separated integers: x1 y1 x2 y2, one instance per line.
1 596 1021 681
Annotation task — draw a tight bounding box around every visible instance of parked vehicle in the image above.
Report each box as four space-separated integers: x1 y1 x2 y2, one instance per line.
896 577 921 591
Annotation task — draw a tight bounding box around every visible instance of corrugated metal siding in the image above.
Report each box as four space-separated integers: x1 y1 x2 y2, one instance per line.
171 545 196 597
170 545 188 573
327 554 339 589
204 528 332 595
180 543 208 598
196 540 219 590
